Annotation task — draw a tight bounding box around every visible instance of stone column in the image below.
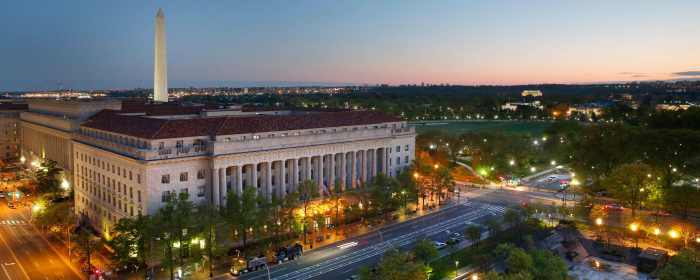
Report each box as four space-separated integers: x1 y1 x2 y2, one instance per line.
235 166 243 195
252 164 258 195
360 150 367 185
350 151 357 189
211 167 220 207
304 157 311 181
317 155 324 197
291 158 299 192
219 168 226 205
279 160 286 197
383 148 390 175
340 152 347 191
265 162 272 201
329 154 336 192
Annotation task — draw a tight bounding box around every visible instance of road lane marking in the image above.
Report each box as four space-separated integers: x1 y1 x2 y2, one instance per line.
258 207 490 280
0 227 30 280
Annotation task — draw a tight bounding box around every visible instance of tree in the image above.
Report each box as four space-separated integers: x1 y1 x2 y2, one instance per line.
297 180 319 245
412 239 438 263
75 228 100 275
110 215 152 271
368 174 401 219
195 203 221 278
225 187 258 252
530 250 568 280
434 167 455 204
465 225 482 246
503 208 521 228
360 249 430 280
601 163 656 218
34 159 62 195
658 249 700 280
665 184 700 219
505 247 533 274
484 217 501 237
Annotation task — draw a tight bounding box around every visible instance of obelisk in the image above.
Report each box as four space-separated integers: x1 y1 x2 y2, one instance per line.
153 8 168 102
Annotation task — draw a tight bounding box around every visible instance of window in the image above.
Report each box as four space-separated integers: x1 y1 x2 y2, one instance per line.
158 142 165 150
395 146 400 153
252 135 260 140
137 174 141 184
396 157 400 165
176 140 183 148
161 191 171 202
129 187 133 199
197 169 205 179
405 145 409 152
161 174 170 184
405 156 409 164
180 172 188 182
137 191 141 202
197 185 205 197
129 171 132 180
180 188 189 196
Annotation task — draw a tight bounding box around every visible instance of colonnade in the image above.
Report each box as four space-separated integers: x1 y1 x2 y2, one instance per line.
210 148 391 206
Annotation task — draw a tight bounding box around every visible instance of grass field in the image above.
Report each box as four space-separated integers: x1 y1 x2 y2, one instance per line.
411 120 552 136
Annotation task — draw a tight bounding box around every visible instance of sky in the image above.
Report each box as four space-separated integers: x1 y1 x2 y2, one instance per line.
1 0 699 91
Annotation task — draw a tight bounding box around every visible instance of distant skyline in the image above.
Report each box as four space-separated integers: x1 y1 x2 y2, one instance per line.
1 0 699 91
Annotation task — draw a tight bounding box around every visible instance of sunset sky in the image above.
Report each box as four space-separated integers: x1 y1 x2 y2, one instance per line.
1 0 699 90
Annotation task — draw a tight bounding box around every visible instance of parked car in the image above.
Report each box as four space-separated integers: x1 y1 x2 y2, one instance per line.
432 241 447 250
7 202 15 209
603 203 624 211
650 210 672 217
276 243 303 263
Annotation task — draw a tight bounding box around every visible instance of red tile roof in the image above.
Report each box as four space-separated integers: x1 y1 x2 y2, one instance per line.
82 110 401 139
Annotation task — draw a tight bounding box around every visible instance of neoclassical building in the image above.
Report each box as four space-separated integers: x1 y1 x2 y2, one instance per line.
72 105 415 234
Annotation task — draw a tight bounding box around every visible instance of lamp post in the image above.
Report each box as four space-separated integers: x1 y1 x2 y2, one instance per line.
629 223 639 249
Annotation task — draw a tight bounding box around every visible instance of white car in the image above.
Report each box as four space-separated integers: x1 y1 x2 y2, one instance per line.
433 241 447 250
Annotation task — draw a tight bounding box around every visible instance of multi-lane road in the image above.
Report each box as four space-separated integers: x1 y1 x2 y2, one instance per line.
0 202 82 280
239 193 508 280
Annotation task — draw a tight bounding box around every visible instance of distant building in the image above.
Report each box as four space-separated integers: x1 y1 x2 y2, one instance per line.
0 103 27 162
567 101 612 118
655 102 696 111
20 99 122 187
521 90 543 97
501 101 544 111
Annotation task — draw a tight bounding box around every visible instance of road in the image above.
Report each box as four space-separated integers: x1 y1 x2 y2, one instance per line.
0 201 82 280
240 191 510 280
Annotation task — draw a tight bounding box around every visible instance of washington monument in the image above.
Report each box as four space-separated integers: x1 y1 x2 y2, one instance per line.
153 8 168 102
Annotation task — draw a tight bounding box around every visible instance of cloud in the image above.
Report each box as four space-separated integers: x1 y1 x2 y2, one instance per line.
673 71 700 76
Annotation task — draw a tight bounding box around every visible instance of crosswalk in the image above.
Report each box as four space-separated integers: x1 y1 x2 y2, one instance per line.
0 219 26 225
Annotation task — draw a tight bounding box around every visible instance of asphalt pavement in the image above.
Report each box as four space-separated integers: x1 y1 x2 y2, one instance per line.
0 202 82 280
239 198 505 280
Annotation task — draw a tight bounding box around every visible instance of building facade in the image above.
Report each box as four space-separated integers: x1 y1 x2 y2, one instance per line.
0 103 27 162
20 99 121 186
72 107 415 234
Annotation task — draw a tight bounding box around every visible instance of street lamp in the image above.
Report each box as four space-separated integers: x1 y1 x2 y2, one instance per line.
595 218 603 226
629 223 640 248
669 229 679 239
433 164 439 170
509 160 515 166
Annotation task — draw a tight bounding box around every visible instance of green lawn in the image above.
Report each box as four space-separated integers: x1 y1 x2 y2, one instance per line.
411 120 552 136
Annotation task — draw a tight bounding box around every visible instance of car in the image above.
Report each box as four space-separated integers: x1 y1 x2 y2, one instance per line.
650 210 672 217
7 202 15 209
447 232 463 244
432 241 447 250
0 192 5 198
603 203 624 211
